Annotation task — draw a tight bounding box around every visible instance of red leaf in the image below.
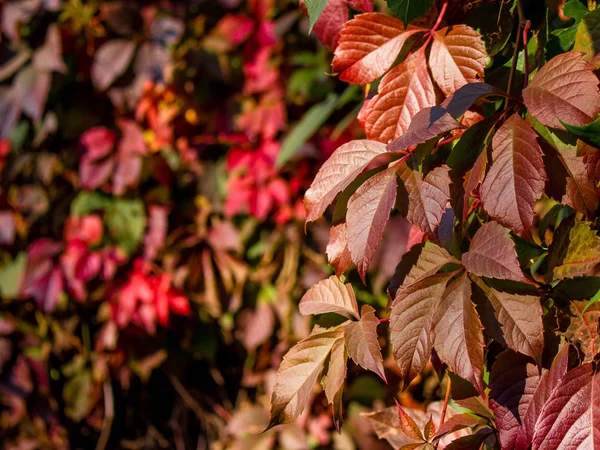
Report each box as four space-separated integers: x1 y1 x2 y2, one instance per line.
462 221 530 284
462 150 487 221
391 272 455 387
433 274 485 396
332 13 423 84
362 48 436 143
326 223 353 276
400 165 451 238
565 301 600 363
396 401 425 442
387 106 462 152
557 145 599 215
471 275 544 367
347 166 398 281
345 305 386 381
298 275 360 320
312 0 348 50
532 364 600 449
304 139 387 222
523 52 600 130
429 25 487 97
480 114 546 236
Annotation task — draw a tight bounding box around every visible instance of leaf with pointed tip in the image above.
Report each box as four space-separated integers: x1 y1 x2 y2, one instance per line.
326 223 353 276
532 363 600 449
332 13 424 84
305 140 388 222
461 150 487 222
480 114 546 237
574 7 600 61
422 416 436 442
362 407 425 449
553 220 600 280
399 165 451 238
305 0 329 31
347 166 398 280
397 401 425 441
565 301 600 363
561 115 600 148
387 106 462 152
428 25 487 97
443 430 494 450
322 336 347 431
345 305 386 381
441 83 505 119
299 276 360 320
462 221 530 284
557 143 600 215
362 48 436 143
433 274 485 396
387 0 434 27
470 275 544 366
523 52 600 130
268 326 345 427
391 272 455 387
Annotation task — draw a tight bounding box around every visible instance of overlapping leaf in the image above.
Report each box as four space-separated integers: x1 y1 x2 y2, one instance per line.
573 7 600 61
552 220 600 280
428 25 487 97
304 139 388 222
299 276 360 319
564 301 600 362
347 166 398 280
523 52 600 130
326 223 353 276
345 305 386 381
462 221 529 283
480 114 546 236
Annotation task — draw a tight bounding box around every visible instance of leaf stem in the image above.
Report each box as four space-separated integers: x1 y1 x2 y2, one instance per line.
438 377 452 431
424 1 449 46
522 20 531 89
378 317 390 324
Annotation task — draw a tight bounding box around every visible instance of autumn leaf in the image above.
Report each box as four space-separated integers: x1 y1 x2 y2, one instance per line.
305 0 329 30
480 114 546 236
391 272 455 387
471 275 544 366
552 220 600 280
522 52 600 130
441 82 505 119
433 274 485 396
532 364 600 449
362 48 436 143
564 301 600 362
268 325 345 427
362 407 424 448
556 143 599 215
305 139 388 222
345 305 386 381
399 165 451 238
428 25 487 97
326 223 353 276
573 7 600 61
299 275 360 320
396 401 425 441
322 336 348 431
462 221 530 284
332 13 424 84
347 166 398 280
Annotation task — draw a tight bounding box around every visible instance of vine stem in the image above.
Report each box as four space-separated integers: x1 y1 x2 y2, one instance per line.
424 1 449 46
437 377 452 438
378 317 390 324
522 20 532 89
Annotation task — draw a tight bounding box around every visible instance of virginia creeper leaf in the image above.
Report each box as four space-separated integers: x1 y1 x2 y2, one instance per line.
326 223 353 276
462 221 530 284
391 272 455 387
362 407 425 448
441 82 505 119
397 401 425 442
347 166 398 281
470 275 544 366
557 143 600 215
553 220 600 280
573 7 600 61
434 413 482 441
362 48 436 143
345 305 386 381
561 115 600 148
322 336 348 431
399 165 451 238
305 139 388 222
433 274 486 396
532 364 600 449
299 275 360 320
428 25 487 97
332 13 423 84
564 301 600 363
91 40 136 91
386 0 434 27
480 114 546 236
268 326 345 427
387 106 462 152
522 52 600 130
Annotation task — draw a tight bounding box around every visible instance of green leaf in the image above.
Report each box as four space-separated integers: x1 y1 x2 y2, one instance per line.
0 252 26 299
63 370 95 422
560 115 600 148
387 0 434 26
553 219 600 280
583 287 600 313
563 0 589 21
306 0 329 31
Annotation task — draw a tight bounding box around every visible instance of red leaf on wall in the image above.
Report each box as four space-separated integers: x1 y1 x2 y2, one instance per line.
462 221 530 283
332 13 424 84
304 139 387 222
480 114 546 237
433 273 485 395
347 166 398 281
428 25 487 97
523 52 600 130
362 48 436 143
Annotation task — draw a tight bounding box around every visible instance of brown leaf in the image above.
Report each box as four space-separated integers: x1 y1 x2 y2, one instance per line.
299 275 360 320
565 301 600 362
480 114 546 236
429 25 487 97
326 223 353 276
523 52 600 130
347 166 398 280
323 336 348 431
345 305 386 381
